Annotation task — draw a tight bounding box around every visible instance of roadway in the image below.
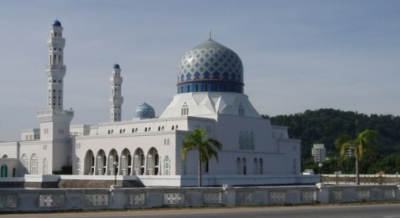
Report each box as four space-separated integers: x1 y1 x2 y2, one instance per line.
3 203 400 218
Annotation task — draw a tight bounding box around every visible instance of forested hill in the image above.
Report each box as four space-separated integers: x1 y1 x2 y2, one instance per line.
263 109 400 159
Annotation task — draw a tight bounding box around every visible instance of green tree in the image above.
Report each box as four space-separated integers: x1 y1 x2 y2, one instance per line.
335 129 377 185
181 128 223 187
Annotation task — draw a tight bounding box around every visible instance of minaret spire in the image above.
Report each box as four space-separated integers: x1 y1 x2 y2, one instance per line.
46 20 66 110
109 64 124 122
209 28 212 40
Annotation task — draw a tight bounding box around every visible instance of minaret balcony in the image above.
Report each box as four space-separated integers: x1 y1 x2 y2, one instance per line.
37 109 74 116
46 65 66 70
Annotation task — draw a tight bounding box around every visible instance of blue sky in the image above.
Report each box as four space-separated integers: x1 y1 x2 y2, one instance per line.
0 0 399 140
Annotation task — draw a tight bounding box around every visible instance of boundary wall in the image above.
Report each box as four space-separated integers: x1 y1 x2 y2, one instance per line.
0 185 399 212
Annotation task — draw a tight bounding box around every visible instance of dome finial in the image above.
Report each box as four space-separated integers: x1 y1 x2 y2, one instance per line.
209 28 212 40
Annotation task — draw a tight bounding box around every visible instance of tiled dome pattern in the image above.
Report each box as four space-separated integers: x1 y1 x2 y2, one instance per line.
136 103 155 119
178 39 243 84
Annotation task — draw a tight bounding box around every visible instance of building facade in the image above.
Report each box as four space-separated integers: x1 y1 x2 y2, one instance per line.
0 21 303 186
312 144 326 163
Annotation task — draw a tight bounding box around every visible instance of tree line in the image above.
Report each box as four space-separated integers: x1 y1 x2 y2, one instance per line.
264 108 400 174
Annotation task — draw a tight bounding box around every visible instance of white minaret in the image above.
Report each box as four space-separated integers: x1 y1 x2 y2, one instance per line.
46 20 66 110
109 64 124 122
36 20 74 173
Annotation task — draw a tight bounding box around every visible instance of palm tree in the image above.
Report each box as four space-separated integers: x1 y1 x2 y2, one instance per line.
335 129 377 185
181 128 223 187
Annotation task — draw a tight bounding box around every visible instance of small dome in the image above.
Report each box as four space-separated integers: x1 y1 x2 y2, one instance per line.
177 39 244 94
53 20 62 27
113 64 120 69
136 103 155 119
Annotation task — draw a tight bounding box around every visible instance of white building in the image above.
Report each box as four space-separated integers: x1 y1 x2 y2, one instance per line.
311 144 326 163
0 20 305 186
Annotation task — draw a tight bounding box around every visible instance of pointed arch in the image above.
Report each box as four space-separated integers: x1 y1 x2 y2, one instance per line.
108 149 119 175
121 148 132 176
96 150 106 175
147 147 159 175
84 150 95 175
133 148 145 175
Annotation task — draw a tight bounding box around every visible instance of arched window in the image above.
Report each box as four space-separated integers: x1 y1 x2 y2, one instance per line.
30 154 38 174
293 159 297 174
0 164 8 177
2 154 7 158
259 158 263 174
181 103 189 116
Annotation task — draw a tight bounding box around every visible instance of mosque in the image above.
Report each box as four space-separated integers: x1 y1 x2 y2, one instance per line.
0 20 308 186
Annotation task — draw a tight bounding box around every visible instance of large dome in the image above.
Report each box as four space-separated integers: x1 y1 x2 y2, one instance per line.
177 39 244 94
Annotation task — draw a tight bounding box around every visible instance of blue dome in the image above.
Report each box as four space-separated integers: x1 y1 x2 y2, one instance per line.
113 64 120 69
136 103 155 119
177 39 244 94
53 20 62 27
